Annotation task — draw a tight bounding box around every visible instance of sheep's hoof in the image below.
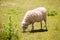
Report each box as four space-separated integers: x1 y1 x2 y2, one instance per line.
30 30 34 32
45 29 48 31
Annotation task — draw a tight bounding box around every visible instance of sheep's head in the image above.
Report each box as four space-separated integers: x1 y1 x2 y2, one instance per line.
21 21 28 32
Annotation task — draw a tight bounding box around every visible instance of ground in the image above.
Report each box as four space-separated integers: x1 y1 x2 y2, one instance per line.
0 0 60 40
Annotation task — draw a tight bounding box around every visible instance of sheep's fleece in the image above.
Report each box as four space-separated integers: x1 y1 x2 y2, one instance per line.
22 7 46 25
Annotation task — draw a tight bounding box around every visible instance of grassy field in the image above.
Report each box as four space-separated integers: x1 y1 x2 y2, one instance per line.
0 0 60 40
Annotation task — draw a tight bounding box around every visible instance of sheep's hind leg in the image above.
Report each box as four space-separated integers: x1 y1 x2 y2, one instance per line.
44 19 48 31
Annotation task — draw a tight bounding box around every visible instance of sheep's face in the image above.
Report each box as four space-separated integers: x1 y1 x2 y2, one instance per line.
22 22 28 32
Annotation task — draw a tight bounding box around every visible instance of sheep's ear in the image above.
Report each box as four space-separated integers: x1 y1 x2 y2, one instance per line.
22 21 25 24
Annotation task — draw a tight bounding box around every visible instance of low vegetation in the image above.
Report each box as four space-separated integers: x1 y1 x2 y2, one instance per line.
0 0 60 40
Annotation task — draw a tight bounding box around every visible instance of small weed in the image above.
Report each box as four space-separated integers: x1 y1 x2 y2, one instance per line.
47 10 57 16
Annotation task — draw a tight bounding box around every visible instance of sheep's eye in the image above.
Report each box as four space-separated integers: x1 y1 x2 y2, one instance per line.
24 27 27 29
22 26 27 29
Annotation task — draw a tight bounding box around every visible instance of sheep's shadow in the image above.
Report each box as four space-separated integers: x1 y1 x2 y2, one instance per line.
22 29 48 33
30 29 48 33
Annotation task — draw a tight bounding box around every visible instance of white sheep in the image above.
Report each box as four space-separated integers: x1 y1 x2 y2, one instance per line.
21 7 47 32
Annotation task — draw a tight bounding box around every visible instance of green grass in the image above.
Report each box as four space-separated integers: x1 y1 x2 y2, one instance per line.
0 0 60 40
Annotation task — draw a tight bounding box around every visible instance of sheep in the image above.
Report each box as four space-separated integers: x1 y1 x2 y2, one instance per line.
21 7 47 32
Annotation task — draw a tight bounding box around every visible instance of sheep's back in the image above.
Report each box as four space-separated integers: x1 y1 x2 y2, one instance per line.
25 10 44 23
34 7 46 14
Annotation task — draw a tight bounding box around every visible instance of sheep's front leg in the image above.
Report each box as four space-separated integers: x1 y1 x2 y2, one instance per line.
31 23 34 31
40 21 42 29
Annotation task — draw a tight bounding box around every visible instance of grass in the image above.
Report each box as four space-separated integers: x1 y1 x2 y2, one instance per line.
0 0 60 40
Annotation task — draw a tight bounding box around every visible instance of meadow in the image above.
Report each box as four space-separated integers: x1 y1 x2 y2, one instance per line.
0 0 60 40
